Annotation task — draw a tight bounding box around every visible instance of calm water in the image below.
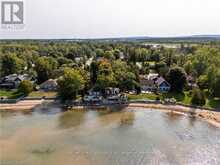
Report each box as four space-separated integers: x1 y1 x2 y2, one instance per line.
1 104 220 165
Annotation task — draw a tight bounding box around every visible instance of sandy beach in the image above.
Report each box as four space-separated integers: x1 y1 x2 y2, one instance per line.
0 100 44 110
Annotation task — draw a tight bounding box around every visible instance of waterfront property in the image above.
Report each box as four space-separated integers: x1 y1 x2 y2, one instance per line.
39 79 58 91
0 74 32 89
155 76 171 92
140 74 170 93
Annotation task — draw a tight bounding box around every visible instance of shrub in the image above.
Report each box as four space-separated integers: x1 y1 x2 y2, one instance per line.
191 88 206 106
18 80 34 95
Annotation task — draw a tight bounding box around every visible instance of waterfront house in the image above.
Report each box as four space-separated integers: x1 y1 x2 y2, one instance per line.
0 74 31 89
39 79 58 91
155 77 171 92
140 74 170 92
105 87 121 102
105 87 120 96
140 75 156 92
83 95 103 103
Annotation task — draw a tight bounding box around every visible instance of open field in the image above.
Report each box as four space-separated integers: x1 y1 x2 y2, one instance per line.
28 91 57 98
128 91 220 111
0 89 23 99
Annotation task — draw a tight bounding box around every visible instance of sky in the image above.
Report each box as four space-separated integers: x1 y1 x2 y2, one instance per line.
0 0 220 39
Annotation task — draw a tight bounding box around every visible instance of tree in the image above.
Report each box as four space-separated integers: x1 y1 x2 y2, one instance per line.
57 68 85 101
104 50 115 60
95 48 104 57
57 57 73 66
167 67 187 93
35 57 58 83
113 49 121 59
18 80 34 95
1 54 26 76
206 65 217 92
197 75 208 90
95 59 115 91
210 74 220 97
184 61 193 75
121 72 138 91
90 61 99 85
191 88 206 106
155 62 169 77
163 48 174 67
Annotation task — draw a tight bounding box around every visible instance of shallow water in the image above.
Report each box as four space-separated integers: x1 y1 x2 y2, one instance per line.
1 105 220 165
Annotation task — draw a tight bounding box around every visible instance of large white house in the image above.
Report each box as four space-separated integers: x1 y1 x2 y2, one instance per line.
140 74 171 93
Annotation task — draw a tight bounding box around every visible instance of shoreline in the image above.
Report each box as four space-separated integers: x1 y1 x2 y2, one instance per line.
1 100 220 127
126 103 220 127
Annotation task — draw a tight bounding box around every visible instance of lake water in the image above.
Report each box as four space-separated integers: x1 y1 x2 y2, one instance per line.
1 104 220 165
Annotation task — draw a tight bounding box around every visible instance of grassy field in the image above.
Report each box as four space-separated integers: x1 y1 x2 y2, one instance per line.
128 91 220 110
28 91 57 98
0 89 23 99
205 98 220 110
127 93 158 100
161 91 192 105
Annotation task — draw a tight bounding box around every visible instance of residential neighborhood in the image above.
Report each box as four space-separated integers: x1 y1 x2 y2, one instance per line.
0 74 33 89
0 41 219 110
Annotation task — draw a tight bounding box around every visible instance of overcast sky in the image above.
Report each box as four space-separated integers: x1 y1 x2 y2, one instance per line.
0 0 220 39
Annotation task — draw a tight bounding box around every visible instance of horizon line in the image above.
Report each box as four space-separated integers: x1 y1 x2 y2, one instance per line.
1 34 220 40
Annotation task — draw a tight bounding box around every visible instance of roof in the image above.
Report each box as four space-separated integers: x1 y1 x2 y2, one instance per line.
3 74 30 82
155 77 170 87
40 79 57 88
147 73 159 80
140 77 155 86
17 74 29 81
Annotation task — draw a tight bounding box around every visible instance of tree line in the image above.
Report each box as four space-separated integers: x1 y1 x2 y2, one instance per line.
0 41 220 105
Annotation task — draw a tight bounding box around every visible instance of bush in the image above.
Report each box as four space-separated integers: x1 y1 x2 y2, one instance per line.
18 80 34 95
191 88 206 106
57 68 85 101
167 67 187 93
197 75 208 89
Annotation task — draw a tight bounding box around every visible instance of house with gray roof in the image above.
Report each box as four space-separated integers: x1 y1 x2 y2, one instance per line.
155 77 171 92
0 74 31 89
140 74 170 93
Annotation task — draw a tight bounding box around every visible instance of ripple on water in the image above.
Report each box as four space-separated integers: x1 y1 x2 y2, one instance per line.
1 107 220 165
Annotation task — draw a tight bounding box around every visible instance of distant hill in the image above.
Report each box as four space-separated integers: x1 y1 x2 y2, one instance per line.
93 35 220 43
77 35 220 43
1 35 220 43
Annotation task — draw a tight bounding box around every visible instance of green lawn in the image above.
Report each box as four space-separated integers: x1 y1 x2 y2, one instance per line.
161 91 220 110
205 97 220 111
0 89 23 99
128 91 192 104
143 91 220 110
128 93 158 100
28 91 57 98
162 91 192 105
